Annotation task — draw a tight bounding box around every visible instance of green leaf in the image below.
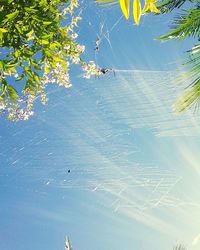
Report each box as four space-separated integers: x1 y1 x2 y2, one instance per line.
44 63 50 74
15 24 23 34
49 43 58 49
32 72 41 82
0 28 8 33
41 40 49 45
43 21 52 25
26 29 34 41
0 32 3 43
24 7 38 13
39 0 48 7
0 60 4 70
23 80 36 95
16 73 25 81
44 50 51 57
1 79 7 93
174 81 200 112
26 29 34 37
7 85 18 100
30 58 41 70
14 50 20 57
53 55 63 62
24 66 32 77
7 62 18 68
41 33 53 39
6 10 19 20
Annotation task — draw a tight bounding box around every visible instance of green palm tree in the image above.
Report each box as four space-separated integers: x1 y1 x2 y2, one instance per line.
96 0 200 112
158 0 200 112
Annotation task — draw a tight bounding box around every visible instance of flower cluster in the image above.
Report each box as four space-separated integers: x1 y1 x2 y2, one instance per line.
82 61 103 79
0 94 35 121
43 61 72 88
38 89 48 105
62 0 79 15
71 44 85 64
0 0 102 121
0 100 6 110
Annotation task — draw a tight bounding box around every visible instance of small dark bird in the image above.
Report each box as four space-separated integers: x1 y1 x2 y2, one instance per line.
68 169 70 173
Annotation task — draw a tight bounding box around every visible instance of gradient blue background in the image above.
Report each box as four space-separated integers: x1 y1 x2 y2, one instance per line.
0 1 200 250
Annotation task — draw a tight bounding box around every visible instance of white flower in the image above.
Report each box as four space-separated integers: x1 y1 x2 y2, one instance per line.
76 44 85 53
42 61 72 89
0 100 6 110
71 55 81 64
64 45 71 50
71 33 78 39
82 61 102 79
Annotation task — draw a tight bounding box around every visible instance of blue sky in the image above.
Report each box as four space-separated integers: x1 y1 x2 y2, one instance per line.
0 1 200 250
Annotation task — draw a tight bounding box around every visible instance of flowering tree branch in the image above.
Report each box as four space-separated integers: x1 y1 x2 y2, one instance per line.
0 0 101 121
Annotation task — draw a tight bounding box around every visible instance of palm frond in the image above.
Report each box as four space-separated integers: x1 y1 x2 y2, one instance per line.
158 7 200 41
174 44 200 112
96 0 200 112
174 80 200 112
157 0 189 13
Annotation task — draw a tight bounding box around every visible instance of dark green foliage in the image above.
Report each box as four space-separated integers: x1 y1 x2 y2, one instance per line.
159 7 200 40
158 0 200 111
158 0 189 13
1 0 65 98
0 0 84 120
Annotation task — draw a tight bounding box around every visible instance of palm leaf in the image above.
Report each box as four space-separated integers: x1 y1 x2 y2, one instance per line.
157 0 189 13
174 43 200 112
158 8 200 41
157 1 200 112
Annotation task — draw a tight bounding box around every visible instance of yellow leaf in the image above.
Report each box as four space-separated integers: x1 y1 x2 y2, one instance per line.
149 2 160 13
142 2 149 13
142 0 160 14
0 28 8 33
133 0 141 25
119 0 130 19
41 40 49 45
